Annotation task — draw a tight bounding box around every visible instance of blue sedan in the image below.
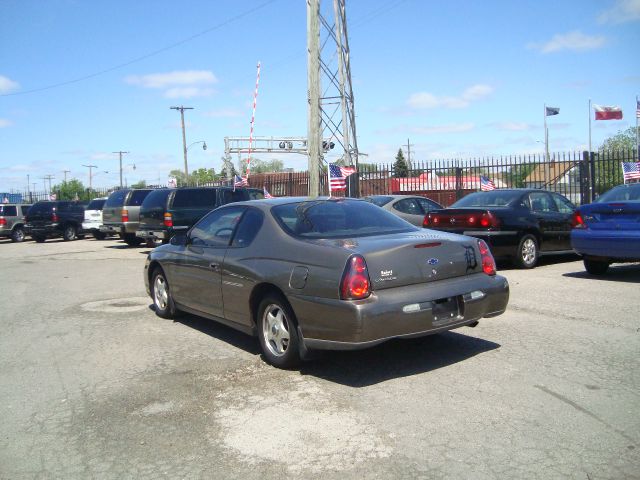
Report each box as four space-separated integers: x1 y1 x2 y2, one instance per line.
571 183 640 274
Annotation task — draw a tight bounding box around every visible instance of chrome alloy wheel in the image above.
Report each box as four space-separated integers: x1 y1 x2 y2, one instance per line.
261 304 291 357
153 275 168 311
521 238 537 266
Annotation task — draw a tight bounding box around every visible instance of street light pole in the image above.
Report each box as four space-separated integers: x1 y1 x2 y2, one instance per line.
171 105 194 178
112 151 129 188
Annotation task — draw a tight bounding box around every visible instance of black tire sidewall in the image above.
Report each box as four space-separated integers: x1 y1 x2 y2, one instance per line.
11 227 25 242
63 224 77 241
584 258 609 275
257 294 301 369
34 235 46 243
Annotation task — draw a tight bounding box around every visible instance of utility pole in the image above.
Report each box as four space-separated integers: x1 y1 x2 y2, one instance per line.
112 151 129 188
27 174 30 195
170 106 194 178
307 0 321 196
43 175 55 195
63 170 71 183
406 138 415 170
82 165 98 192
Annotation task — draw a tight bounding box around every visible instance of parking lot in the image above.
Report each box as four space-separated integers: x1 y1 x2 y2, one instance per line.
0 237 638 479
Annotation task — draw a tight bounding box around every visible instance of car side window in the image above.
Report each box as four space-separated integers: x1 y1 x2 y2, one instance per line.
231 208 264 248
529 192 557 213
393 199 421 215
551 193 575 213
416 198 439 213
190 206 245 247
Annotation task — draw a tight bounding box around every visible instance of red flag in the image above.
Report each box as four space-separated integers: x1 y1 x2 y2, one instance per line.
594 104 623 120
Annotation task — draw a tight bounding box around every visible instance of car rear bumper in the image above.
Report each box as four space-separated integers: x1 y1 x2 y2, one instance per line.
571 229 640 260
100 223 123 234
25 224 61 237
137 229 168 240
290 273 509 350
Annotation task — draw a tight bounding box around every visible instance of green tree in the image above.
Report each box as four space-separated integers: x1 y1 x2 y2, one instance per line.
240 157 285 174
130 180 147 188
53 179 87 201
599 126 638 151
392 149 409 178
595 127 638 193
168 169 189 187
190 168 216 185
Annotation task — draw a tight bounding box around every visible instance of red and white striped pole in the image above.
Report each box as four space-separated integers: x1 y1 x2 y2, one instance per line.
246 61 261 180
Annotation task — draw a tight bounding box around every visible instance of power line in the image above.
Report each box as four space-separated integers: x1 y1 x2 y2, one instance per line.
1 0 279 97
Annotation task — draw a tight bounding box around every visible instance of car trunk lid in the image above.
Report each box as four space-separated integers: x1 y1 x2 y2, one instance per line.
580 202 640 231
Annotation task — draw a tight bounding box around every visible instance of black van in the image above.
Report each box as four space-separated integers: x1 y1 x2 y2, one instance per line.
136 187 263 244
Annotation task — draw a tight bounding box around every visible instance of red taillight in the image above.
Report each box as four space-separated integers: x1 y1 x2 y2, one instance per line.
51 213 59 222
163 212 173 227
121 209 129 223
340 255 371 300
424 214 440 227
571 211 585 228
478 239 496 276
479 212 499 228
0 218 6 226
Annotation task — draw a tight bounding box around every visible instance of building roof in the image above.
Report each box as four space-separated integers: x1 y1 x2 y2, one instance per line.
524 161 576 184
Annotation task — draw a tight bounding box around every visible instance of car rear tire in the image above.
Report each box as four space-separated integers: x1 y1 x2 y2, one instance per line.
63 224 77 241
11 227 25 243
515 234 539 269
257 294 301 369
584 258 609 275
124 233 142 247
93 231 107 240
33 235 46 243
151 268 178 319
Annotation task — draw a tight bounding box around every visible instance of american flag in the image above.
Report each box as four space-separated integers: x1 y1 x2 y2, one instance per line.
329 163 356 191
233 175 248 188
622 162 640 182
263 186 274 199
480 175 495 191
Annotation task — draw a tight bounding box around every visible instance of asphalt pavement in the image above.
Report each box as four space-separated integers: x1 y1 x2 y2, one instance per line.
0 237 638 479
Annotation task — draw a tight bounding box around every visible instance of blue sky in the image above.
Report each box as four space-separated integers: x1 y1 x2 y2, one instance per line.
1 0 639 191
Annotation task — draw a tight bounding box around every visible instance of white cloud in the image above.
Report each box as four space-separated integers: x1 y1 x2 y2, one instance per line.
203 108 244 118
163 87 215 99
410 123 475 134
0 75 20 94
407 84 493 109
0 118 13 128
491 122 534 132
125 70 217 98
598 0 640 23
528 31 606 53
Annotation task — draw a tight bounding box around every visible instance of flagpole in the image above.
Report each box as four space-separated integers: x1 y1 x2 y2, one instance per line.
636 95 639 160
544 103 548 161
588 98 592 154
327 162 331 198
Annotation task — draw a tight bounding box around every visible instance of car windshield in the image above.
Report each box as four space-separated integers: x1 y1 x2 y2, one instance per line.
86 199 106 210
596 184 640 202
364 196 393 207
272 199 416 238
451 191 520 207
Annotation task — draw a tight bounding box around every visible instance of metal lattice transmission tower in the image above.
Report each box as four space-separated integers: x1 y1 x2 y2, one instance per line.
307 0 359 196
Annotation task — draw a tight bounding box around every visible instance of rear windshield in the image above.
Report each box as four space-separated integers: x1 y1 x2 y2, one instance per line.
143 189 173 209
247 189 265 200
86 199 106 210
452 190 521 207
0 205 17 216
172 188 218 208
105 190 129 207
27 202 54 214
220 189 250 205
364 196 393 207
596 184 640 202
272 199 416 239
127 189 152 206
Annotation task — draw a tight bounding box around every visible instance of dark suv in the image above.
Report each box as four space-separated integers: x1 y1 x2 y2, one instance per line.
25 201 85 242
101 189 153 246
0 204 32 242
136 187 264 244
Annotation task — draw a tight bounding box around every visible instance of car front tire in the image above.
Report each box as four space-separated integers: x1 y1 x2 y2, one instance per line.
33 235 46 243
93 231 107 240
257 294 301 369
151 268 178 319
124 233 142 247
11 227 25 243
584 258 609 275
515 234 539 269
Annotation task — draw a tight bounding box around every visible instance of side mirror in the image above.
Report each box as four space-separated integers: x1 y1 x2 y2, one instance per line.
170 234 188 246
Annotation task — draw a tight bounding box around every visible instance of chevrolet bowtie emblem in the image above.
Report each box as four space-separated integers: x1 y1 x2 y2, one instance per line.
450 218 456 224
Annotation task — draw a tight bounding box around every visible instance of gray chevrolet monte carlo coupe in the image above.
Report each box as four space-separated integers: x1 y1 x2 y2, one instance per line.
144 197 509 368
